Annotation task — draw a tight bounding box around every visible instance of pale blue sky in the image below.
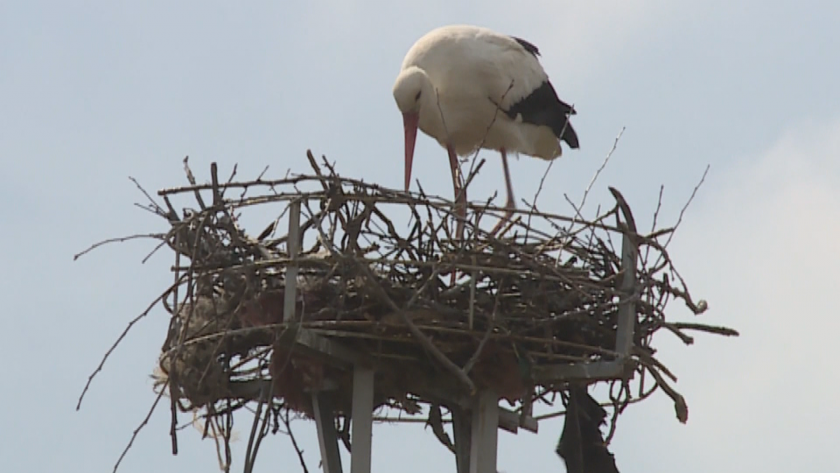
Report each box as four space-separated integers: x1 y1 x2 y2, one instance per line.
2 1 839 472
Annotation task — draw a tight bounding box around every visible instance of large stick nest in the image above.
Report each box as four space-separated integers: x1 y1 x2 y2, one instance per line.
79 151 737 470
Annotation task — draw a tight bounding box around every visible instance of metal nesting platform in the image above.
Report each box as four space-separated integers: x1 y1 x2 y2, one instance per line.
277 198 639 473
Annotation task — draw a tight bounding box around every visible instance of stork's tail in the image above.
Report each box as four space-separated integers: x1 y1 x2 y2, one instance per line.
561 120 580 150
555 386 620 473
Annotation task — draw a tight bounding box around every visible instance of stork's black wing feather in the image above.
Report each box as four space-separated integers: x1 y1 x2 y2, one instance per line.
503 80 579 149
511 36 541 57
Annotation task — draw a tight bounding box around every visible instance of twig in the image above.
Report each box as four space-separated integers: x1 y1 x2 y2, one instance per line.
73 233 166 261
183 156 207 210
644 363 689 424
112 379 169 473
525 156 557 234
642 185 665 268
565 127 625 231
283 408 310 473
243 390 270 473
76 277 185 410
129 176 167 217
671 322 739 337
141 239 169 264
353 260 476 393
462 324 493 375
662 164 710 249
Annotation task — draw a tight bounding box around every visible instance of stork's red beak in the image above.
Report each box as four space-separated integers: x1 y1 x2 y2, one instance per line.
402 112 419 192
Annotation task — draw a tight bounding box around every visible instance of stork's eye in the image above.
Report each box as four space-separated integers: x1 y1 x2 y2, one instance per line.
415 91 422 100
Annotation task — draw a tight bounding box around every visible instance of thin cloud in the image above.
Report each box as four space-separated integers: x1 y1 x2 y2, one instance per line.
637 117 840 472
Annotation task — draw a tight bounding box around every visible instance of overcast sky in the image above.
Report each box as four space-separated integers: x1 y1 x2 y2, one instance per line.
2 1 839 472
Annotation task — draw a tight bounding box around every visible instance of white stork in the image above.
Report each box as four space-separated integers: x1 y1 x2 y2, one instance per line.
393 24 579 236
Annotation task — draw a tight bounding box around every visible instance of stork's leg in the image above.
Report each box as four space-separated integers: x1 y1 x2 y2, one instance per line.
447 144 467 241
490 148 516 236
447 144 466 285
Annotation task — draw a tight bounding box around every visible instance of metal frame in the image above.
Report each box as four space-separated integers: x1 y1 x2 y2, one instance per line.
278 196 639 473
532 201 639 384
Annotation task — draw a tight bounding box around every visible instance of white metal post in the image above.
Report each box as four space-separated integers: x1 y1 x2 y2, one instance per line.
283 199 301 323
614 219 639 358
350 366 375 473
469 390 498 473
452 407 472 473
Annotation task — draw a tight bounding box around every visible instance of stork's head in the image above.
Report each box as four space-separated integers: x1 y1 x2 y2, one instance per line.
393 66 433 192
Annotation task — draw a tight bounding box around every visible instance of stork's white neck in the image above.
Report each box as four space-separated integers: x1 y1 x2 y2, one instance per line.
416 82 447 146
393 66 448 146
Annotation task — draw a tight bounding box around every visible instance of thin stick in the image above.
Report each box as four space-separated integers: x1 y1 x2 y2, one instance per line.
74 233 166 261
662 164 710 249
283 408 310 473
565 127 625 231
76 277 185 410
354 261 476 393
112 379 169 473
129 176 167 217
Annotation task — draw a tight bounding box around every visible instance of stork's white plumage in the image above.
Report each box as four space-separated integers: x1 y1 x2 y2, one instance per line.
393 24 579 235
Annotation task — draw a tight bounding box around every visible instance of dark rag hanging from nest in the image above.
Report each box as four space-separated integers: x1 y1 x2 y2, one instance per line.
556 386 620 473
